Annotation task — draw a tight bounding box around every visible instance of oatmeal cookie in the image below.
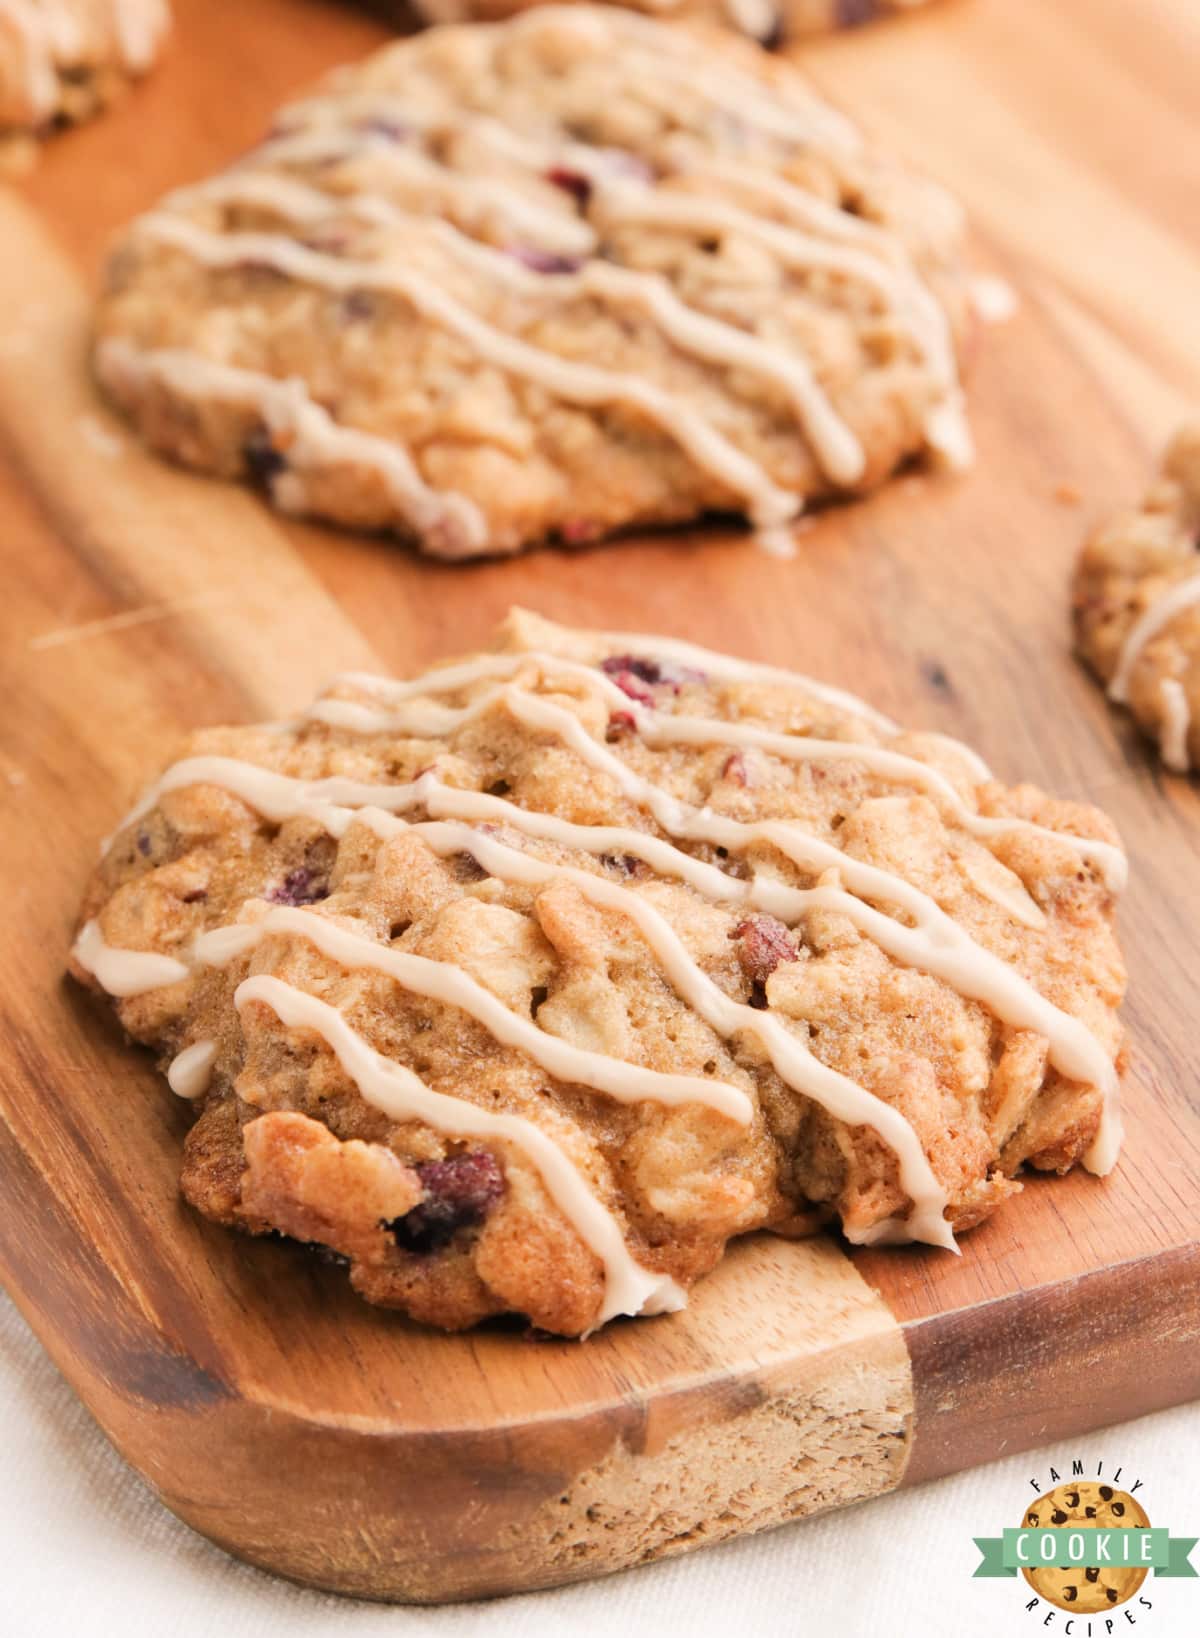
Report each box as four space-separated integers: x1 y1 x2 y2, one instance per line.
71 611 1126 1336
1073 425 1200 774
408 0 940 49
0 0 168 149
93 5 974 560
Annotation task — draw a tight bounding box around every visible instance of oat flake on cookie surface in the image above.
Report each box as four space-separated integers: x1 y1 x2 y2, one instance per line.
93 4 975 561
72 611 1128 1337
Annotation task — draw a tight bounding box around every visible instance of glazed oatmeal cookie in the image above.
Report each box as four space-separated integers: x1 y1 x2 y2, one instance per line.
93 5 974 560
1073 424 1200 774
408 0 941 49
0 0 168 151
71 611 1127 1336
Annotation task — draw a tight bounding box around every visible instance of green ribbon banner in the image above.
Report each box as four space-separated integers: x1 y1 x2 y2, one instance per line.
973 1528 1198 1579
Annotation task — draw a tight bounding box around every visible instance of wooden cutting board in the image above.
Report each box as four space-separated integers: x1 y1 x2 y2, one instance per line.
2 0 1199 1605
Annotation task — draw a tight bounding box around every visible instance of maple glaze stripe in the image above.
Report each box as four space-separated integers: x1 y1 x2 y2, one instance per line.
166 1038 217 1100
94 337 488 557
312 651 1126 890
236 975 686 1327
220 908 754 1122
98 719 1119 1205
87 749 953 1242
85 627 1126 1228
258 900 946 1244
218 98 961 477
1109 576 1200 705
489 684 1124 1175
73 918 189 995
76 903 753 1123
1157 677 1192 772
158 170 866 486
132 215 803 537
117 0 976 543
0 0 167 120
98 720 1119 1218
108 641 1125 1093
105 644 1123 1146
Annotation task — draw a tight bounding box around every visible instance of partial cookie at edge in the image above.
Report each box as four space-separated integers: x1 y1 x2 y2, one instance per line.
0 0 169 153
1073 424 1200 774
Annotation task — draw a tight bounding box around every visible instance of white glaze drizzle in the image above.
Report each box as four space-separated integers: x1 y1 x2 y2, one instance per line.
83 630 1127 1254
341 627 901 735
106 637 1123 1089
166 1038 217 1100
484 686 1124 1176
722 0 779 40
406 226 863 487
111 739 1118 1115
110 0 169 73
183 873 944 1244
256 129 599 260
107 4 974 552
94 336 487 557
91 752 952 1239
310 649 1126 891
100 651 1122 1190
221 896 943 1242
0 0 63 118
244 92 963 477
197 906 754 1124
0 0 166 120
132 215 803 537
592 181 968 469
149 171 865 488
1157 677 1192 773
1108 574 1200 704
236 975 685 1326
73 918 189 995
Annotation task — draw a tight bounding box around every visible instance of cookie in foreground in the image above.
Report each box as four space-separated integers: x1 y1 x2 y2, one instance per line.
71 611 1127 1337
0 0 168 153
405 0 940 46
93 5 974 560
1073 424 1200 774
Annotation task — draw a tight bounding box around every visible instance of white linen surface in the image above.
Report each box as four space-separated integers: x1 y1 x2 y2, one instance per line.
2 1291 1196 1638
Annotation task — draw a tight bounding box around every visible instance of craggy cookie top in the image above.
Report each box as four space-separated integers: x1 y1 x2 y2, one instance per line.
94 5 973 560
1074 425 1200 775
72 611 1126 1336
0 0 168 136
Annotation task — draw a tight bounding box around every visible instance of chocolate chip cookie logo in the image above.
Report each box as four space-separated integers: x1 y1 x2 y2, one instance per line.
974 1459 1196 1629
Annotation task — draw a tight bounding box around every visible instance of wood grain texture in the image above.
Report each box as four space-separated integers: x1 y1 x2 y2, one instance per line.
1 0 1199 1603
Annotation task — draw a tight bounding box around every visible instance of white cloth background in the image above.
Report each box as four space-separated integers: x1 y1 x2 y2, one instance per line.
2 1291 1196 1638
